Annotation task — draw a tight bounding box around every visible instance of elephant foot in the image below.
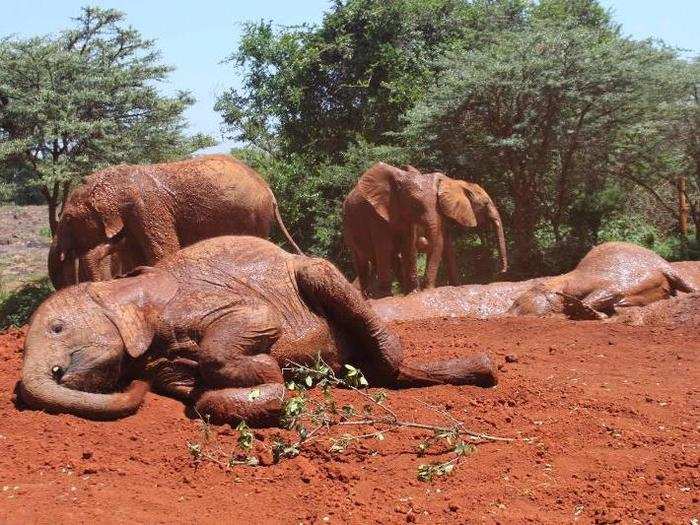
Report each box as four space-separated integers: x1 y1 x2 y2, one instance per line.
396 353 497 388
558 293 606 320
194 383 286 427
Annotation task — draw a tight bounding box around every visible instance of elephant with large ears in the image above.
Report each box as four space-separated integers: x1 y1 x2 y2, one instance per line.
418 178 508 284
343 163 507 298
21 236 497 426
48 154 302 289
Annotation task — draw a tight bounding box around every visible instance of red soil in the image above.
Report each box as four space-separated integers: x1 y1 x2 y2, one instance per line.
0 301 698 524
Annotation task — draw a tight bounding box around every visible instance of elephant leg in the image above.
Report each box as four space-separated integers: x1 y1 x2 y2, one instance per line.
443 227 459 286
295 258 403 382
372 234 395 298
193 306 287 427
197 305 284 389
398 231 419 294
613 273 671 309
294 259 496 387
195 383 286 427
144 356 199 400
352 251 372 299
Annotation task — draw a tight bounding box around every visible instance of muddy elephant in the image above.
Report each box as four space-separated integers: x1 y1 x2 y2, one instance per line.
20 236 496 426
416 179 507 283
343 163 506 298
508 242 696 319
48 155 301 289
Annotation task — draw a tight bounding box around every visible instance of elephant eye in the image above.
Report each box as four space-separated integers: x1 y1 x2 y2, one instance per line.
49 320 65 334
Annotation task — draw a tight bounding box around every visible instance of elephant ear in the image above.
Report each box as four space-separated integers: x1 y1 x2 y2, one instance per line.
437 177 477 228
89 189 125 240
357 163 395 222
87 268 178 358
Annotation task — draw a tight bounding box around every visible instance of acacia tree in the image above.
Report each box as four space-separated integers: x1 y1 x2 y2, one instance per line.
0 7 213 233
401 16 692 273
215 0 532 161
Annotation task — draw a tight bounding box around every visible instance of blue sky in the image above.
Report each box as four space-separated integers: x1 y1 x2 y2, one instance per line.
2 1 698 153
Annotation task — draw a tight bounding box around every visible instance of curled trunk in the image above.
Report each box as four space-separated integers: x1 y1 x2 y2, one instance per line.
20 333 147 419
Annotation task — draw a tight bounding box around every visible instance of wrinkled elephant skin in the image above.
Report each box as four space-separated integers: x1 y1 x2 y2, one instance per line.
49 155 301 289
21 236 497 427
372 245 697 323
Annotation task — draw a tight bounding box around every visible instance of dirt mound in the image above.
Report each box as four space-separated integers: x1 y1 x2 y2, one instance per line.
371 278 546 322
612 292 700 327
0 314 698 524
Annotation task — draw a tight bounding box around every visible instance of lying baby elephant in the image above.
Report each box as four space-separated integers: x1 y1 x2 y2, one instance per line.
509 242 696 319
19 236 496 426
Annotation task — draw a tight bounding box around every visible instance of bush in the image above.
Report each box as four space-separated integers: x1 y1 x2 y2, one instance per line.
0 277 53 329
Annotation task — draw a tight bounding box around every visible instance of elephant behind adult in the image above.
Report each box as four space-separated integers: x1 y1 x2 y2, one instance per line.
418 178 508 284
342 162 507 298
48 155 302 289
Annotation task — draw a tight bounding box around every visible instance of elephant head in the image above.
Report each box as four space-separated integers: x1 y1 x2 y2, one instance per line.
435 177 508 275
357 163 444 291
19 269 177 419
48 186 128 289
407 174 508 286
508 283 603 320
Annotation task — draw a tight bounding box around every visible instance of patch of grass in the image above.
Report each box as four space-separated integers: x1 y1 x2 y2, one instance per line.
0 276 54 329
38 226 52 239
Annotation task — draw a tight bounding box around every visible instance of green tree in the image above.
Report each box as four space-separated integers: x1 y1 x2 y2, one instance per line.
402 14 692 273
0 6 214 233
215 0 530 161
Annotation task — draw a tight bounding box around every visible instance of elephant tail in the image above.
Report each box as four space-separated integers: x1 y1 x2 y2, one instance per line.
270 192 304 255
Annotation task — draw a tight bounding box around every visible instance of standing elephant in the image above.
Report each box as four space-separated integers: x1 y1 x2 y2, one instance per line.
20 236 496 426
48 155 301 289
343 163 439 298
342 163 507 298
417 178 508 284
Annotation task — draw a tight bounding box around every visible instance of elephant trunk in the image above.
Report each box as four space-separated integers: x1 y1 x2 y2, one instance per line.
47 239 63 289
491 208 508 273
48 238 80 289
20 335 147 420
422 216 443 289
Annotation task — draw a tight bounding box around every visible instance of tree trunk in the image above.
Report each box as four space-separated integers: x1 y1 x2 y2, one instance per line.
511 176 540 277
41 182 61 236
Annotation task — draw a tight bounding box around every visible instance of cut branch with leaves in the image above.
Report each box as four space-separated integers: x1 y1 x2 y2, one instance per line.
187 354 512 482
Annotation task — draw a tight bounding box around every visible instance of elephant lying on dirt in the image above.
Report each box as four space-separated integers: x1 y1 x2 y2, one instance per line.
373 243 697 322
49 155 301 289
20 236 496 426
508 242 696 319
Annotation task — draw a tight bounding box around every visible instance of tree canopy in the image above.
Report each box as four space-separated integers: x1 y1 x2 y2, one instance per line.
218 0 699 278
0 6 214 232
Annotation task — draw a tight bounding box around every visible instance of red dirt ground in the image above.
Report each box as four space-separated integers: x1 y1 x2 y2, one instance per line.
0 300 698 524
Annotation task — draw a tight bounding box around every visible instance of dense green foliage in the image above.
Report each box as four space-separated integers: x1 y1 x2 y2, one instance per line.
218 0 699 279
0 277 53 329
0 7 214 230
